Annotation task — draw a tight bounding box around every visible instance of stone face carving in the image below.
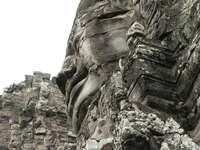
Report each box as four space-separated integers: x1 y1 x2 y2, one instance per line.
56 0 200 149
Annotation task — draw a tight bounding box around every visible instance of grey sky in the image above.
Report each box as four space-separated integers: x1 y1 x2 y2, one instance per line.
0 0 80 94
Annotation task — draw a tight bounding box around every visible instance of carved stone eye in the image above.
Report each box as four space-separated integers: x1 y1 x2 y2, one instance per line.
56 56 77 95
109 0 134 9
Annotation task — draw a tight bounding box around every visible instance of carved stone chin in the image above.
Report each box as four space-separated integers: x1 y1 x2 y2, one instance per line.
57 0 200 149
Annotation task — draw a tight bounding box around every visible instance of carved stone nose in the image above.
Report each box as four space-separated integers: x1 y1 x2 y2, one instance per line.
67 64 88 115
56 56 77 95
56 66 76 95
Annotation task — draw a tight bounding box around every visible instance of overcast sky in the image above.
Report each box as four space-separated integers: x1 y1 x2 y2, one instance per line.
0 0 80 94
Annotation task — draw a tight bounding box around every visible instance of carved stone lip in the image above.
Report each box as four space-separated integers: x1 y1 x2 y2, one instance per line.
71 73 103 133
68 77 87 117
65 66 88 113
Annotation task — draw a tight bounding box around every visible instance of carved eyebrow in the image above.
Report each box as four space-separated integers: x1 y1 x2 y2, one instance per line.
97 10 129 20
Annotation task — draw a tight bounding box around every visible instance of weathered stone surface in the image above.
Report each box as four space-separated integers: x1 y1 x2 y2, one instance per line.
1 0 200 149
0 72 76 149
56 0 200 149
